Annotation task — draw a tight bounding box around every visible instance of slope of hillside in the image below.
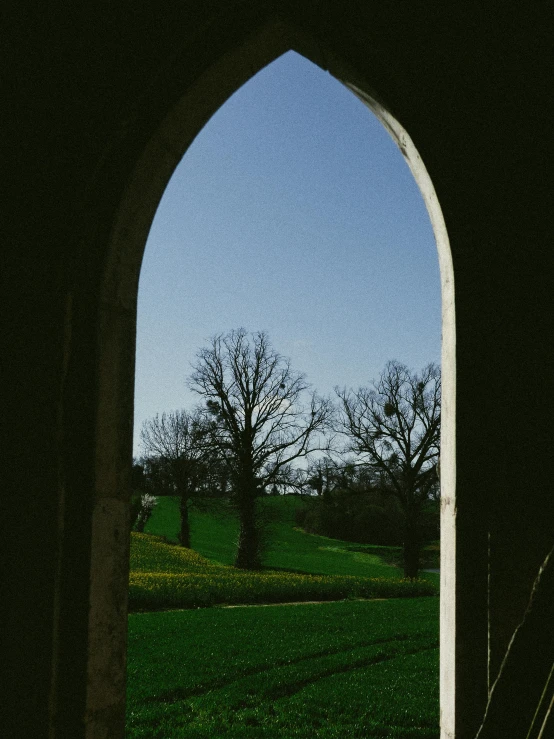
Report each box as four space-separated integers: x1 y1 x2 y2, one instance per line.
143 495 439 583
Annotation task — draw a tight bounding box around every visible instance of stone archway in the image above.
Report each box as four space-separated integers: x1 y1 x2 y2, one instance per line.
6 4 552 739
92 18 455 738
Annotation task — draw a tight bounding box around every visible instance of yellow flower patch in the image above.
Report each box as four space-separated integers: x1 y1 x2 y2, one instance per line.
128 533 437 611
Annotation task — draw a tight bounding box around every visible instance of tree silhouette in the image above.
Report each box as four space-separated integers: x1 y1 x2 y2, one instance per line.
190 329 331 569
336 360 440 578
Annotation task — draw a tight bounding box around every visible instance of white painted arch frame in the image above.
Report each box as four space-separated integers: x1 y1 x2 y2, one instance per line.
93 18 456 738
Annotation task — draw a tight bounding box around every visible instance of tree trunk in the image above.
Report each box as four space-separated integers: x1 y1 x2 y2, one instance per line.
235 487 261 570
135 517 146 533
403 511 420 579
179 496 191 548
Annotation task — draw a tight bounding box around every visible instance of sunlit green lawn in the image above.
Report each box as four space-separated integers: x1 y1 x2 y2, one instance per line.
144 495 438 585
129 532 436 611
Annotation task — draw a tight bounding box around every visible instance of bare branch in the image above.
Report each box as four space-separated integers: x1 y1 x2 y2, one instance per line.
335 361 440 512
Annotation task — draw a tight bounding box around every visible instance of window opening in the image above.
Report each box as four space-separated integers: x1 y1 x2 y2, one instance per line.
126 50 444 738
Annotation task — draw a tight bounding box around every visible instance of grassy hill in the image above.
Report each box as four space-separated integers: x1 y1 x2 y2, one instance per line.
129 533 435 611
127 495 440 737
143 494 437 582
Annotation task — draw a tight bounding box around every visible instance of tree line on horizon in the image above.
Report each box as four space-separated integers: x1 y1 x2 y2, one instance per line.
133 328 441 579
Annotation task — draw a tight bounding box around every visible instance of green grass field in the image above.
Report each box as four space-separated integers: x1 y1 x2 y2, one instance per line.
129 533 435 611
127 599 439 738
127 495 439 737
144 495 438 583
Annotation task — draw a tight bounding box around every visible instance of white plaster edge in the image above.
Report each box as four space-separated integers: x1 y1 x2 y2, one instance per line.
334 85 457 739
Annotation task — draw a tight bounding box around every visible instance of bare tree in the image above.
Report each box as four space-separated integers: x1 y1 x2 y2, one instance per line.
140 408 210 547
190 329 332 569
336 360 440 578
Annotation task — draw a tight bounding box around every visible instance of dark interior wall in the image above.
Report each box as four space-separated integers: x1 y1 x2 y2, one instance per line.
2 2 552 737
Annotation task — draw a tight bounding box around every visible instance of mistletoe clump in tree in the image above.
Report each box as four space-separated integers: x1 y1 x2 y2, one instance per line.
190 329 331 570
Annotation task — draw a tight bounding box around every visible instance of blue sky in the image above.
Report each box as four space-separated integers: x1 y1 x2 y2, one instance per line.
134 51 441 454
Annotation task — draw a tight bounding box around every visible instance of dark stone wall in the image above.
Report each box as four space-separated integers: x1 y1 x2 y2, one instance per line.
2 2 552 737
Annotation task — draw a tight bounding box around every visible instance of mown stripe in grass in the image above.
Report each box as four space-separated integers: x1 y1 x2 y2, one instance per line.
127 600 439 738
141 633 436 705
196 640 438 709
